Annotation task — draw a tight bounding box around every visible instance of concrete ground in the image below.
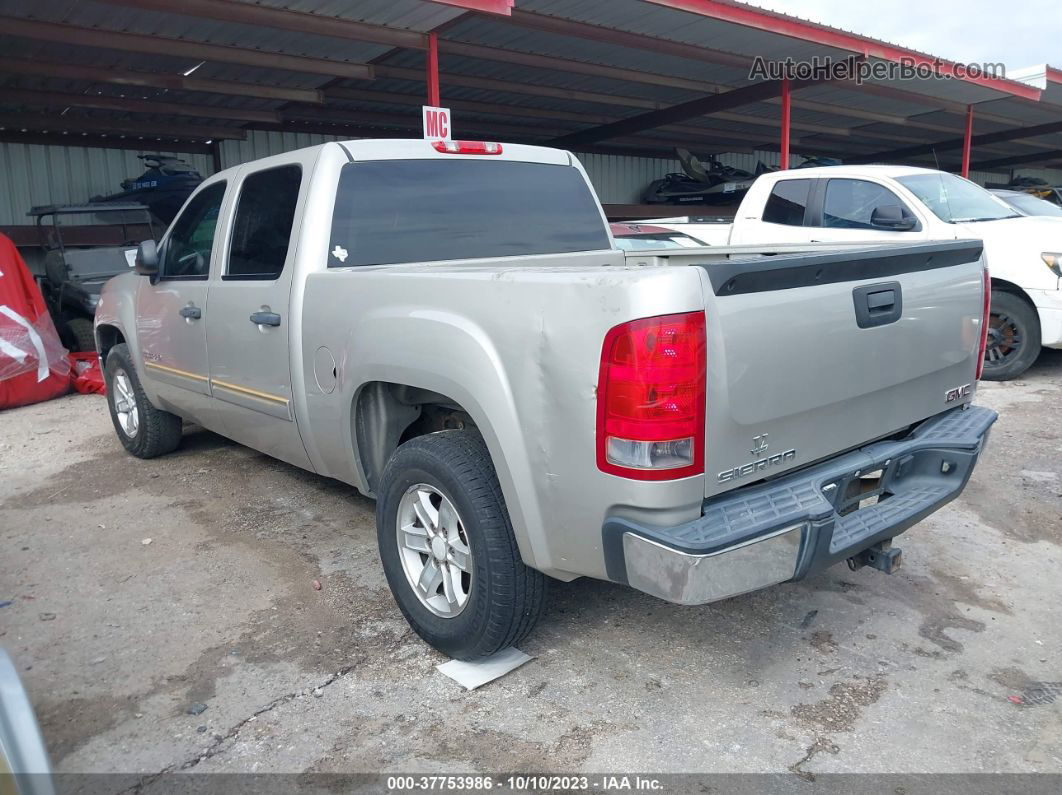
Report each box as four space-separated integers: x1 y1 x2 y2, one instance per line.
2 352 1061 782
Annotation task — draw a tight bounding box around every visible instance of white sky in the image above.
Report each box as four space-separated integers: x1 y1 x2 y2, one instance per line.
739 0 1060 73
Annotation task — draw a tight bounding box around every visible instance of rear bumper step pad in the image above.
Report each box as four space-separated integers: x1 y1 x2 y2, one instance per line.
602 405 997 605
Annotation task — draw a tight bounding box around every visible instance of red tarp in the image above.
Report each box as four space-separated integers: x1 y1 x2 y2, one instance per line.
71 352 106 395
0 233 72 410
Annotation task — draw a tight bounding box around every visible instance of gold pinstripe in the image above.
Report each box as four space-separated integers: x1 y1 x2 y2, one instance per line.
143 360 288 405
143 361 209 382
210 378 289 405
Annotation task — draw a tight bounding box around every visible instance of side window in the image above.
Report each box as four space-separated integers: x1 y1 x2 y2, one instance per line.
226 165 302 280
161 182 226 279
762 179 811 226
823 179 915 229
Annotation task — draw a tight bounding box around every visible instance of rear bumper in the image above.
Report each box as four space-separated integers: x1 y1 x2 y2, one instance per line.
603 405 997 605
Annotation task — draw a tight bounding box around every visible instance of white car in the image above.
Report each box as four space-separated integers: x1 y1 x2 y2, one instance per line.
651 165 1062 380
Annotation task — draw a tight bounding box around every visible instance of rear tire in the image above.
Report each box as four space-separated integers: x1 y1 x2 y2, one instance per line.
376 431 547 660
104 343 183 458
981 291 1040 381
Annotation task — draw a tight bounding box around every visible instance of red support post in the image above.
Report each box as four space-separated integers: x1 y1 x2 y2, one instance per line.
427 32 440 107
779 76 791 170
961 104 974 177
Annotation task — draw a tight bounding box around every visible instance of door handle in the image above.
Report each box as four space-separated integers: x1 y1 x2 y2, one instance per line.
250 311 281 327
179 305 202 320
852 282 902 328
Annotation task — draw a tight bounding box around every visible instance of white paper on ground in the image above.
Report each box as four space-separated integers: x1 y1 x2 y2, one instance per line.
436 647 533 690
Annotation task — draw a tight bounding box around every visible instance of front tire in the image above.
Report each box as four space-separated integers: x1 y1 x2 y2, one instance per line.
981 291 1041 381
104 343 183 458
376 431 547 660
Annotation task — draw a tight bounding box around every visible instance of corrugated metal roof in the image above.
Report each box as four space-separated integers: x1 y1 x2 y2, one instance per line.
0 0 1058 173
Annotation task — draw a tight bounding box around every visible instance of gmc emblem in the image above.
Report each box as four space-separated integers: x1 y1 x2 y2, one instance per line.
945 383 972 403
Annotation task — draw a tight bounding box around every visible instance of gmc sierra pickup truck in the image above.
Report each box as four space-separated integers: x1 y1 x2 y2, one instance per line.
96 140 996 660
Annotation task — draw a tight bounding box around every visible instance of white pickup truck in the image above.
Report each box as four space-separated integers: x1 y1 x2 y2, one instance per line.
96 140 995 660
650 165 1062 380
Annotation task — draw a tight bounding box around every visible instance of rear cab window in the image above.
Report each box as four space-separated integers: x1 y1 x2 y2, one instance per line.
328 159 610 267
762 179 811 226
226 165 302 280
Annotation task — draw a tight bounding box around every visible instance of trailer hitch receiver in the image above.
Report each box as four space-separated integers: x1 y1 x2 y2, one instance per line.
847 539 902 574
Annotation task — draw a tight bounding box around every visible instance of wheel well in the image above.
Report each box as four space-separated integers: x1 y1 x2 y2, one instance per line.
352 381 477 495
990 278 1037 311
95 324 125 362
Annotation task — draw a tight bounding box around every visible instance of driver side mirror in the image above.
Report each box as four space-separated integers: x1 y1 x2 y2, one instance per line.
134 240 159 280
870 204 917 232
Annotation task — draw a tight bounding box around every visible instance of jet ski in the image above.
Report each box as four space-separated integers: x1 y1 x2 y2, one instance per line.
91 155 204 224
643 148 766 205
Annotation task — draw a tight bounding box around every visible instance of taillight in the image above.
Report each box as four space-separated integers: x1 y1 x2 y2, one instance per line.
432 140 503 155
976 266 990 380
597 312 706 480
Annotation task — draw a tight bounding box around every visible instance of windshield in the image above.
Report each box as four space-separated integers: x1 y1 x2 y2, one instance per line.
896 172 1021 223
613 233 705 250
1001 193 1062 218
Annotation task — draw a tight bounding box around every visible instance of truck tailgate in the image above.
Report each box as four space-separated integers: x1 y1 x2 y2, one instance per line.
698 240 985 498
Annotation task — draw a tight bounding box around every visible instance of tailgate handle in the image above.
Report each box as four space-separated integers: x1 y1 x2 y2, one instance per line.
853 282 902 328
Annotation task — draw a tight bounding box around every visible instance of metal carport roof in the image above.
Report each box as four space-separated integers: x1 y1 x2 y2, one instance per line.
0 0 1057 172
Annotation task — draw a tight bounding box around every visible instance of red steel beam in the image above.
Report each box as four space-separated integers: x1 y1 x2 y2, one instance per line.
780 77 791 169
427 32 441 107
961 105 974 177
0 16 374 79
641 0 1041 100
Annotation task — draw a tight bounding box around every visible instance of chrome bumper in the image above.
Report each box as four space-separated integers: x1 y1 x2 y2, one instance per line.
606 405 997 606
623 523 804 605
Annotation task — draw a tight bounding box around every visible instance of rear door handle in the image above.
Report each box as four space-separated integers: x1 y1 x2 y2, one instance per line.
250 311 281 327
179 305 202 320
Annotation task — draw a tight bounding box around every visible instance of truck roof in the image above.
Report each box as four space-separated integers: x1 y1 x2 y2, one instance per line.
337 139 572 166
202 139 575 184
770 164 946 179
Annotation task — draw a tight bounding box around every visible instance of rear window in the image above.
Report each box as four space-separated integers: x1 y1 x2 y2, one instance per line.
328 159 611 267
762 179 810 226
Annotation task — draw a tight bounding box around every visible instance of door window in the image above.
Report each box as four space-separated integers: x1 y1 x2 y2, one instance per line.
762 179 811 226
823 179 915 229
226 165 302 280
160 182 226 279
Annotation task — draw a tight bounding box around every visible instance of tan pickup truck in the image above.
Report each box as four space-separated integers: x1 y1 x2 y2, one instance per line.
96 139 996 659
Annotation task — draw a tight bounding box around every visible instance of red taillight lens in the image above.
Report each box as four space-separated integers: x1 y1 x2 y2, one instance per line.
431 140 503 155
597 312 706 480
976 266 990 380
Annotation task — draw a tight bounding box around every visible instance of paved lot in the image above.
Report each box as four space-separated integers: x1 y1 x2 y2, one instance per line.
2 351 1061 781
